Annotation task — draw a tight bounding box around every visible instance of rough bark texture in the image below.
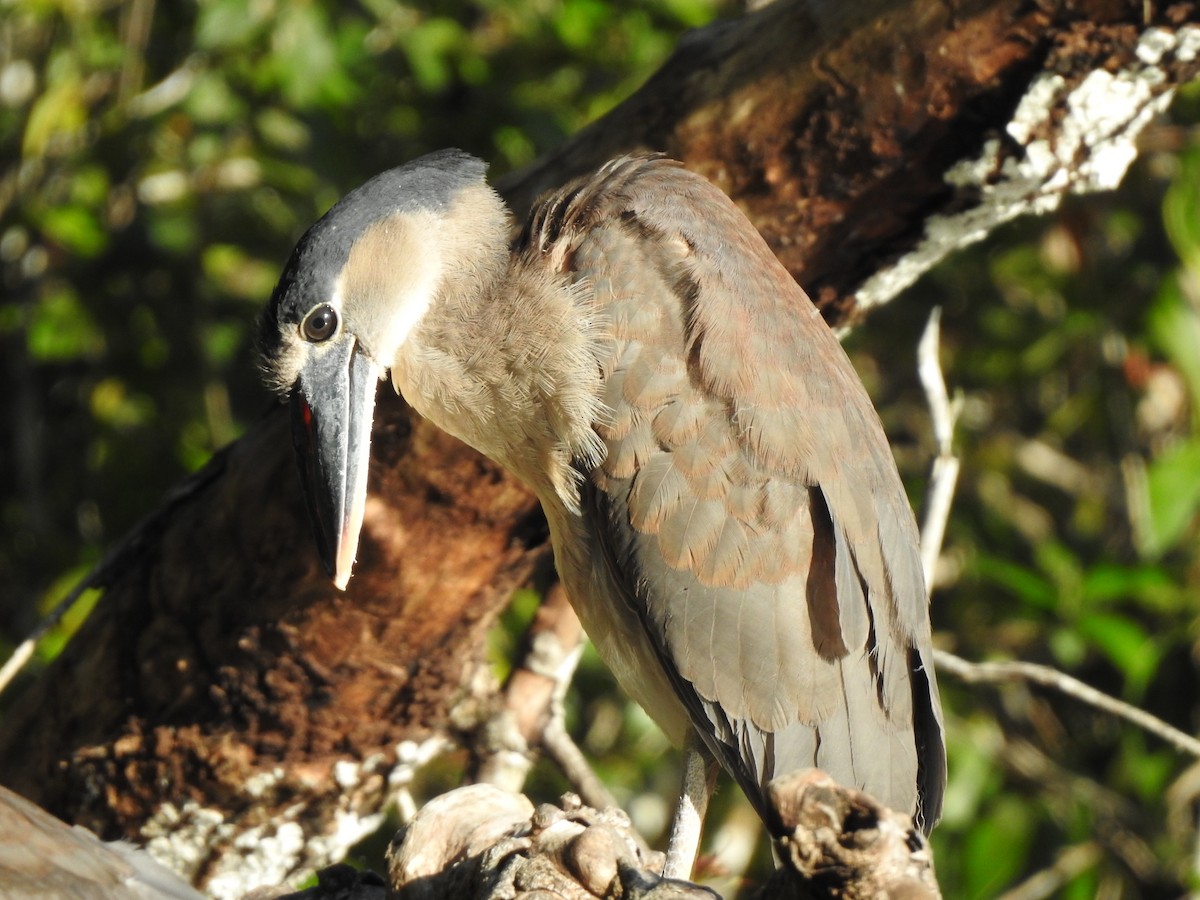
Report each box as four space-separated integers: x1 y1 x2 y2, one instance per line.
262 775 936 900
0 784 204 899
0 0 1197 896
0 405 550 892
502 0 1200 320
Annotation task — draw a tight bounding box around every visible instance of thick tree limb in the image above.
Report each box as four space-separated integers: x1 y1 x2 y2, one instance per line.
0 784 203 899
379 775 936 900
0 1 1197 897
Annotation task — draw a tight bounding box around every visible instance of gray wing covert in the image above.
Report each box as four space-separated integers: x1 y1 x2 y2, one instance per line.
528 156 945 833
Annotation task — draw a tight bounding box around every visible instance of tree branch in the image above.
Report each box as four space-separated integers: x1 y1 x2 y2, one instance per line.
933 650 1200 759
917 307 962 591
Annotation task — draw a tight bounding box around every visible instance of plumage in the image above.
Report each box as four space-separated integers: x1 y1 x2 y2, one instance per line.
259 150 947 861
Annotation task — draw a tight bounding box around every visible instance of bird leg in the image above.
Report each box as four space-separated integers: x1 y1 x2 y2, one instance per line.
663 734 720 880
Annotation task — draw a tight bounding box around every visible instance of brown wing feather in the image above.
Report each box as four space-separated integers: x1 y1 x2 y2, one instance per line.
526 155 945 833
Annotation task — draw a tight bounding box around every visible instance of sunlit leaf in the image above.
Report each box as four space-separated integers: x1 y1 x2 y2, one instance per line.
555 0 612 51
197 0 270 49
202 244 279 301
36 204 107 256
35 573 101 664
184 71 247 124
270 4 356 109
90 378 155 429
1163 146 1200 273
27 288 103 361
22 70 87 157
1081 563 1176 610
402 18 468 92
1140 438 1200 557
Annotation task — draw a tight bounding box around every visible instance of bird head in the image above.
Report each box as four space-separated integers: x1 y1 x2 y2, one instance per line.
258 150 490 589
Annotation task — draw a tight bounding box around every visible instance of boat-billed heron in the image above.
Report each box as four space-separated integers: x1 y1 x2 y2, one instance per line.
258 149 945 876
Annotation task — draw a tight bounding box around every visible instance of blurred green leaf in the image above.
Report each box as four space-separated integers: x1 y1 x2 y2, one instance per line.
971 555 1056 610
196 0 271 49
202 244 280 301
90 378 155 429
488 587 544 680
35 580 101 664
1032 540 1082 616
201 321 245 366
939 717 1002 828
660 0 719 29
963 795 1036 897
1163 146 1200 273
27 288 103 360
22 68 86 157
1112 732 1174 802
256 108 311 152
177 420 216 471
1147 273 1200 421
185 71 247 124
1081 563 1176 610
270 3 356 109
1049 626 1087 668
402 17 469 92
1140 438 1200 557
146 207 198 253
1075 611 1159 698
36 205 107 256
556 0 612 51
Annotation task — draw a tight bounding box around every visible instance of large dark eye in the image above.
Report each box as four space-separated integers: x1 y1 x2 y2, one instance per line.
301 304 338 342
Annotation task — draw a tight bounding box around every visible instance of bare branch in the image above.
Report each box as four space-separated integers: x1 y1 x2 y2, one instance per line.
917 307 962 590
1000 736 1163 882
933 650 1200 759
996 843 1102 900
475 584 591 796
0 581 95 698
915 304 1200 768
542 714 622 817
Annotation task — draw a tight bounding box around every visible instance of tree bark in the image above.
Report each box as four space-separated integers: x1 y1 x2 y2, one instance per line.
0 0 1196 896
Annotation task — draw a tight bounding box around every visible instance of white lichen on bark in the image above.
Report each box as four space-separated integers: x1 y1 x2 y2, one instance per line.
136 743 452 899
855 24 1200 313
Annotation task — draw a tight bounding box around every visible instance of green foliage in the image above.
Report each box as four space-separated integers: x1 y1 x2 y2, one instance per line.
851 92 1200 893
0 0 725 673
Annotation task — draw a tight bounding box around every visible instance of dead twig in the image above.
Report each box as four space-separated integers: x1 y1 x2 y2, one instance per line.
933 650 1200 759
996 842 1102 900
915 305 1200 761
917 307 962 590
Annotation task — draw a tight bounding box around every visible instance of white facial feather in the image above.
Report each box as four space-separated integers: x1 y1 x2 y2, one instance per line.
338 211 445 369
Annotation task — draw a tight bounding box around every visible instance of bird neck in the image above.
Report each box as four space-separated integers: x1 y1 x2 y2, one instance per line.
392 255 607 513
